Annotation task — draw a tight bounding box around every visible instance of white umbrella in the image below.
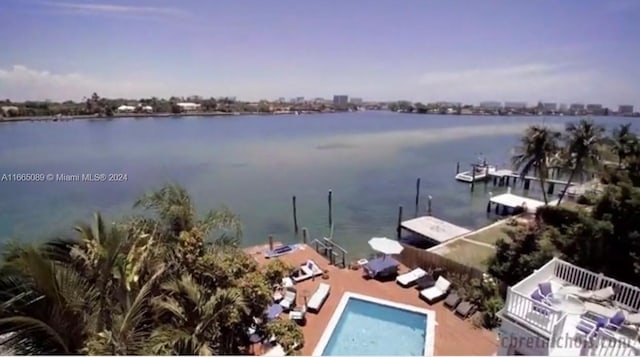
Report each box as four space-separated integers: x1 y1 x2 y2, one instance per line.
368 237 404 256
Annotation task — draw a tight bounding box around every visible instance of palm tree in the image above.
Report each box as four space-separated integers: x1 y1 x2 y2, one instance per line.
611 123 635 166
0 246 98 354
512 125 562 204
557 120 606 205
148 273 249 355
71 212 128 331
134 184 242 241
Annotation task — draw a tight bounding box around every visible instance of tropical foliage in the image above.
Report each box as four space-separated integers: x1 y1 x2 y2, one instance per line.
489 121 640 288
0 184 303 355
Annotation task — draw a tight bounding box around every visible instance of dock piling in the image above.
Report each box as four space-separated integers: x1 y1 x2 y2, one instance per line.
302 227 308 244
328 189 333 228
427 195 433 215
396 205 403 240
415 178 421 217
487 192 492 212
292 195 299 234
470 165 476 192
524 179 531 190
456 161 460 174
547 182 555 195
268 235 274 250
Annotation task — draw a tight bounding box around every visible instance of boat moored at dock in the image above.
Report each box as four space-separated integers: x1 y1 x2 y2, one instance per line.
455 163 497 183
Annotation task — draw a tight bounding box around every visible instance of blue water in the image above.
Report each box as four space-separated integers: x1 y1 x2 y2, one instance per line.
0 112 632 258
322 297 427 356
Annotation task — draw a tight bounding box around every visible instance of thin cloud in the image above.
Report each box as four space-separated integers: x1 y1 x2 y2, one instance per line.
0 64 167 101
43 2 189 17
416 63 638 107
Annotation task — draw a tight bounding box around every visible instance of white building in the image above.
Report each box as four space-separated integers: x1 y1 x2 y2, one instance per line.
480 101 502 110
497 257 640 356
350 97 363 105
117 105 136 113
505 102 527 109
177 102 201 111
141 105 153 113
543 103 558 111
618 105 634 114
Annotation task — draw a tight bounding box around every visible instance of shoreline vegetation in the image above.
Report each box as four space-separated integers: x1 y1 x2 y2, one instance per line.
2 93 638 123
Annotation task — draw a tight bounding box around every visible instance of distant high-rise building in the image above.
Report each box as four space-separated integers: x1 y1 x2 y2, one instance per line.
333 95 349 106
295 97 305 103
504 102 527 109
559 103 568 111
543 103 558 111
618 105 634 114
569 103 585 111
313 97 325 103
586 104 604 114
479 101 502 109
350 97 363 105
278 97 286 103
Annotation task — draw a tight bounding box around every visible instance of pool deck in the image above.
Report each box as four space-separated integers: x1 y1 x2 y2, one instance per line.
245 243 498 356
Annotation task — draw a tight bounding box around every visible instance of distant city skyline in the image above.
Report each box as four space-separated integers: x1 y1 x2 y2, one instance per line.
1 0 639 107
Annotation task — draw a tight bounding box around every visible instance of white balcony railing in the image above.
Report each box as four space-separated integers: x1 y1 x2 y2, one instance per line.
553 259 640 312
504 287 565 336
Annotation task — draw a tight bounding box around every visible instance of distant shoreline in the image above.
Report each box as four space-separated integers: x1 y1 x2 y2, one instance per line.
0 110 339 123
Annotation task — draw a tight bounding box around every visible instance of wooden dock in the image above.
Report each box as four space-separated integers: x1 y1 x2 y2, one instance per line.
488 169 572 186
400 216 471 246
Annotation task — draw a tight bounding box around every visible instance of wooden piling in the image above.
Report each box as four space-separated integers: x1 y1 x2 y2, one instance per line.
547 182 555 195
396 205 403 240
268 235 274 250
524 179 531 190
456 161 460 174
487 193 492 212
328 189 333 228
292 195 299 234
470 165 476 192
302 227 308 244
427 195 432 215
506 176 510 186
495 203 500 214
415 178 421 217
493 176 498 186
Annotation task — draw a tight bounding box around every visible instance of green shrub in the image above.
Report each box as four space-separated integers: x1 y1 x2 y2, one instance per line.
263 259 295 285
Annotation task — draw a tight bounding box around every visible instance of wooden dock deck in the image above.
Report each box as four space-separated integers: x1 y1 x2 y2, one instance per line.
401 216 471 245
488 169 572 186
245 243 498 355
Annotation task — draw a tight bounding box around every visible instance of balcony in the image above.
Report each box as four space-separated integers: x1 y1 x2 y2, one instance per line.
501 257 640 356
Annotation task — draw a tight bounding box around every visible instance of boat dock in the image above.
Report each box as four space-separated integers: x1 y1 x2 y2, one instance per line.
400 215 471 247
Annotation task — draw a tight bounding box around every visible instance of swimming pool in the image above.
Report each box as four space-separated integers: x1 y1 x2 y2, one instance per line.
312 292 435 356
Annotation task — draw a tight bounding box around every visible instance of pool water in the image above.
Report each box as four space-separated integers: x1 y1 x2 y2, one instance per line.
322 297 428 356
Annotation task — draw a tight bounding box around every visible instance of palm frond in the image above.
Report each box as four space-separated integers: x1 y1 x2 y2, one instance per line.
0 316 69 354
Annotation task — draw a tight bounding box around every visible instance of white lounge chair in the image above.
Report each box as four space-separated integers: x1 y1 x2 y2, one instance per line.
291 260 323 283
262 344 286 356
307 283 330 312
419 276 451 304
396 268 427 287
279 288 297 310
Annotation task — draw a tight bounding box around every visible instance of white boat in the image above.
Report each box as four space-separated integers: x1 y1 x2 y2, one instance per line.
455 164 496 183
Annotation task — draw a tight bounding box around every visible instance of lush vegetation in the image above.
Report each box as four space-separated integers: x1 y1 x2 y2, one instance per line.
488 122 640 287
0 184 304 355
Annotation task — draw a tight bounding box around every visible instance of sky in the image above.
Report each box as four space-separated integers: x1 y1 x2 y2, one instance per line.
0 0 639 107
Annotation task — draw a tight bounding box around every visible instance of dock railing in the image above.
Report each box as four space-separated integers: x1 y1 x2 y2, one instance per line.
309 224 348 268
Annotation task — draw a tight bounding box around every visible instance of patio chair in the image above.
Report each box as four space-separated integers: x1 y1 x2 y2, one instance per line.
279 288 297 310
530 290 551 316
289 306 306 325
573 286 616 302
419 276 451 304
396 267 427 287
603 310 626 332
455 301 477 319
575 317 606 339
307 283 330 312
537 282 554 299
443 292 462 310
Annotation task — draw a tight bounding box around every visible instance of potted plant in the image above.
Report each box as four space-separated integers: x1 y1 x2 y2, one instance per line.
322 269 329 279
349 260 360 270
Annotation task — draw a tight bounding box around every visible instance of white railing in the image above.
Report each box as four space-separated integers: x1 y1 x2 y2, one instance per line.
553 259 640 311
587 332 640 356
512 258 557 294
504 287 565 337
